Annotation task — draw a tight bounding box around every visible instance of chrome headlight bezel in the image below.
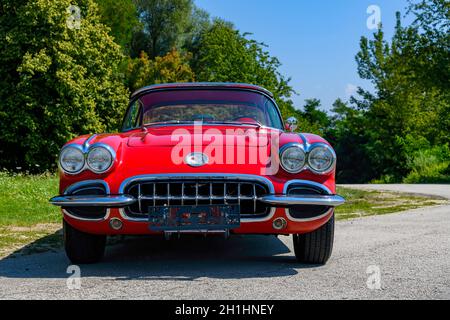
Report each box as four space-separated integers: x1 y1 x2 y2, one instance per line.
307 143 336 174
279 142 336 175
86 144 115 174
58 145 85 174
279 143 307 174
58 142 115 175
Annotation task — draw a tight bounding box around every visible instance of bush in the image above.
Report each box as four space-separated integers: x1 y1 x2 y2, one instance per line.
0 0 129 172
403 145 450 183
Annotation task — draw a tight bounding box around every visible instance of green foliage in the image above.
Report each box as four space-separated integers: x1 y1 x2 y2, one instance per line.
131 0 197 58
298 99 330 135
332 0 450 183
125 48 195 92
403 145 450 183
191 19 297 119
326 99 377 183
95 0 140 51
0 0 129 171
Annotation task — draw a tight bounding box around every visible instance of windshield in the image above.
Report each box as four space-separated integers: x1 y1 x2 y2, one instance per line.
123 89 284 130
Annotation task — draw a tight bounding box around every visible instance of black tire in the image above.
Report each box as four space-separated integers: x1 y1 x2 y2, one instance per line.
63 220 106 264
292 214 334 264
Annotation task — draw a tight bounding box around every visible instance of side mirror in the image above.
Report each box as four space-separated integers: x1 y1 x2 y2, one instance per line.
285 117 298 132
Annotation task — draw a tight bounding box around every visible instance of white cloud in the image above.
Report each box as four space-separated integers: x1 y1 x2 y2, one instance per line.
345 83 358 98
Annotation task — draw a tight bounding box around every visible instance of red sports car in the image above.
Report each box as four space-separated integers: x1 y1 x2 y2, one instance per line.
50 83 345 264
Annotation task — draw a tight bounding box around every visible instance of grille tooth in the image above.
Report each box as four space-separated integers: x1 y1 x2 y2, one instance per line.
124 178 271 219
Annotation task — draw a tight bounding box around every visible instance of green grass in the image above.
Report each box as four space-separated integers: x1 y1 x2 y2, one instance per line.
0 173 447 257
0 172 60 226
0 172 61 257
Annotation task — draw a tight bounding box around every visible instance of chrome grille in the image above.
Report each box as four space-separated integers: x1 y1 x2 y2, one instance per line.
123 178 271 219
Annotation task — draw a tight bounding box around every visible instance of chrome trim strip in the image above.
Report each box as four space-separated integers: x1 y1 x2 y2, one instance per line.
82 134 98 152
62 208 111 222
298 133 310 149
283 179 333 194
50 195 136 207
260 194 345 206
63 179 110 195
118 174 276 223
288 208 334 223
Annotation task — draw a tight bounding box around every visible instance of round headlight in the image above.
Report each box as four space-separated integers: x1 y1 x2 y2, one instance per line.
59 146 85 174
307 144 335 173
86 146 114 173
280 145 306 173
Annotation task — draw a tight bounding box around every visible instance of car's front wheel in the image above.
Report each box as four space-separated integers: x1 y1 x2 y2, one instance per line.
292 214 334 265
63 220 106 264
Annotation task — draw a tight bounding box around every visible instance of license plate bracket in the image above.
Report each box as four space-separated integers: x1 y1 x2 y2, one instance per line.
148 205 240 232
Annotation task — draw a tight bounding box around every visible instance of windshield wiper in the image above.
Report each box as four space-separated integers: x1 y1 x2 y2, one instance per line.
143 120 195 127
143 120 263 128
204 120 262 128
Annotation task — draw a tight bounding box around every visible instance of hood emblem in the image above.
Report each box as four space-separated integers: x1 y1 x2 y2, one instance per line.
185 152 209 167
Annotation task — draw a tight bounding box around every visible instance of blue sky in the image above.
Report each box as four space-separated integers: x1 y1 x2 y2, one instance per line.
195 0 412 111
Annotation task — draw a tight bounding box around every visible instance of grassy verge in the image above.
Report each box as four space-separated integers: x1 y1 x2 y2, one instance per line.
0 172 59 226
0 173 447 257
0 172 61 257
335 187 447 220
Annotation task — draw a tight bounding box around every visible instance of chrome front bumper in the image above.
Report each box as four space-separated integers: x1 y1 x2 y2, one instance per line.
50 194 344 208
260 195 345 207
50 195 136 207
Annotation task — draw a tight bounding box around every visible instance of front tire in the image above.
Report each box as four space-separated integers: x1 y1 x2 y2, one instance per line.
292 214 334 264
63 220 106 264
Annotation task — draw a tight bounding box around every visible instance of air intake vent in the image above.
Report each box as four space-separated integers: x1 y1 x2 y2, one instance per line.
286 183 331 220
63 182 108 220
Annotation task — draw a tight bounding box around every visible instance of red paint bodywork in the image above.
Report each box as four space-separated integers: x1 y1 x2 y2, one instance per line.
59 84 337 236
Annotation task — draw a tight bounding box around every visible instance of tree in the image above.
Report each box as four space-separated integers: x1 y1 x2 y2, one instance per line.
131 0 194 58
95 0 140 51
183 7 211 53
191 19 297 119
348 0 449 182
0 0 129 171
125 48 195 92
301 99 330 135
326 99 376 183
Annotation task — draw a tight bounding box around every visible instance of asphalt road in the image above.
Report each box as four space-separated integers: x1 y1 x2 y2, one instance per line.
0 184 449 300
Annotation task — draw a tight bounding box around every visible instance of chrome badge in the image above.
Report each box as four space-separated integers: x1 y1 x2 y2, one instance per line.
184 152 209 167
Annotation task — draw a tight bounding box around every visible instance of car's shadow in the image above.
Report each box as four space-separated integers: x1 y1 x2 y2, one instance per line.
0 231 318 281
